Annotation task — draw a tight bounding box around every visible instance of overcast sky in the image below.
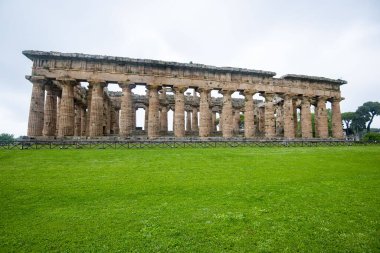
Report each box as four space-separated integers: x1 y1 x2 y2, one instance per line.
0 0 379 136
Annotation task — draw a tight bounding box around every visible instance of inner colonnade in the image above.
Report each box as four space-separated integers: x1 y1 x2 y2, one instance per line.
24 50 346 139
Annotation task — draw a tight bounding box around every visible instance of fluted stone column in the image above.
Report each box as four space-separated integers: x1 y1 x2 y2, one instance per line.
58 79 76 137
331 97 344 139
264 93 275 138
132 108 136 130
114 109 120 134
244 91 255 138
56 96 61 136
147 85 160 138
219 112 223 132
199 88 211 138
212 112 217 132
27 76 46 137
275 105 284 136
234 109 240 134
292 99 298 137
174 87 186 137
221 90 233 138
74 103 81 136
186 111 192 131
86 85 92 136
89 82 105 137
80 106 86 136
42 85 57 137
258 107 265 134
300 96 312 138
160 106 168 133
283 94 295 139
316 96 328 138
104 99 111 135
119 83 134 136
144 106 149 131
192 107 198 131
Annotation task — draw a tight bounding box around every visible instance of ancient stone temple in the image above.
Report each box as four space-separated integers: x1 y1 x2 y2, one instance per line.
23 50 346 139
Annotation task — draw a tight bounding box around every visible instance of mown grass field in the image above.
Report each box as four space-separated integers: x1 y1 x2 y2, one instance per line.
0 146 379 252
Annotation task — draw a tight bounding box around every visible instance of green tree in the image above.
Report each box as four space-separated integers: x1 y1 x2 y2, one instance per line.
0 133 14 142
341 112 355 135
356 101 380 132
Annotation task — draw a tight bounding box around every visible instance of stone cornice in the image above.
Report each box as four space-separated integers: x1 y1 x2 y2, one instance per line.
22 50 276 78
281 74 347 85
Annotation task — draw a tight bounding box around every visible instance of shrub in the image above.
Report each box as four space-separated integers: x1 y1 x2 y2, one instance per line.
362 132 380 142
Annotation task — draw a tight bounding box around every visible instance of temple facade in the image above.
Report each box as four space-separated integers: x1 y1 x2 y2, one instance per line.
23 50 346 139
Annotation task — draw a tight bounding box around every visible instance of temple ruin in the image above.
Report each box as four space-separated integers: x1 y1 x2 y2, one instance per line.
23 50 346 139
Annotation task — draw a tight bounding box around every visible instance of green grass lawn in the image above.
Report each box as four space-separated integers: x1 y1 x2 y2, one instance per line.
0 146 379 252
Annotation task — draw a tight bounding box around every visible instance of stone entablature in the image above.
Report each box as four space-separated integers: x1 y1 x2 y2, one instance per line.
23 50 346 139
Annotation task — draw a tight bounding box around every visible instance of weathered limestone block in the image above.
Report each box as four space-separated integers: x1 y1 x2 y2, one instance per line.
147 85 160 138
275 104 284 136
199 88 211 138
264 93 275 138
258 107 265 134
221 90 233 138
56 96 61 136
244 91 255 138
283 94 295 139
301 96 313 138
27 76 46 137
316 96 328 138
58 79 77 137
174 87 186 137
42 85 57 137
89 82 105 137
292 99 298 137
119 83 134 136
331 97 344 139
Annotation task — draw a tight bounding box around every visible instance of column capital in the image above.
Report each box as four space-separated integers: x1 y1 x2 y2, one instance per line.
219 89 233 96
88 80 106 88
173 86 187 93
261 92 275 101
26 75 48 85
147 84 161 91
317 95 329 102
329 96 344 103
242 90 256 97
118 82 136 90
197 87 211 93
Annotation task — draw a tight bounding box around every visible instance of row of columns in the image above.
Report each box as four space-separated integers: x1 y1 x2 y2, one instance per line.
27 78 343 139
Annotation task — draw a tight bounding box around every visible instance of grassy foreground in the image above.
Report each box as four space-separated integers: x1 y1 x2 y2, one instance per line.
0 146 379 252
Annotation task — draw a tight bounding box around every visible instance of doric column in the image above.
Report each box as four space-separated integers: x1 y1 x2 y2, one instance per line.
104 99 111 135
219 112 223 132
283 94 295 139
74 103 81 136
300 96 312 138
275 105 284 136
144 106 149 131
186 110 192 131
212 111 217 132
56 95 61 136
221 90 233 138
174 87 186 137
160 106 168 132
292 99 298 136
199 88 211 138
192 107 198 131
331 97 344 139
42 85 57 137
233 109 240 134
258 107 265 134
263 93 275 138
80 106 86 136
118 83 134 137
316 96 328 138
244 91 255 138
58 79 77 137
89 81 105 137
132 107 136 130
86 85 92 136
113 109 120 134
147 85 160 138
27 76 46 137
